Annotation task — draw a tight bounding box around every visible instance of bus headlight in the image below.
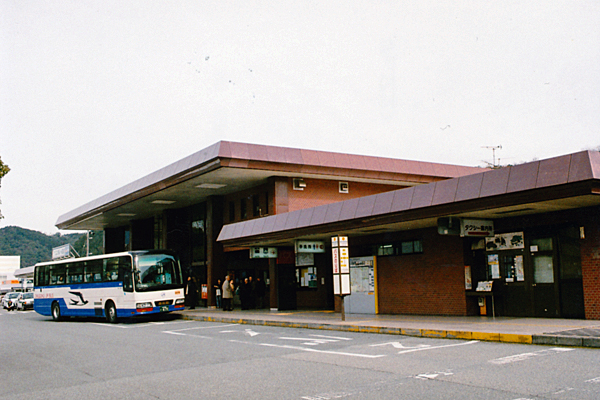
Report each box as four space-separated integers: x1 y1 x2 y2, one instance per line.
175 298 185 305
136 302 153 309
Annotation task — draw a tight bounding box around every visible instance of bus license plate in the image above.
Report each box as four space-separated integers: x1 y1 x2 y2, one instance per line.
160 306 169 312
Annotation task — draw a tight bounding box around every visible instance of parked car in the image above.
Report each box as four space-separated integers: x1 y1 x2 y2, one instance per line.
2 292 20 310
16 292 34 310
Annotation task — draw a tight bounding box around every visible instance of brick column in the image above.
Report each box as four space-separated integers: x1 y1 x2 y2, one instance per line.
582 211 600 319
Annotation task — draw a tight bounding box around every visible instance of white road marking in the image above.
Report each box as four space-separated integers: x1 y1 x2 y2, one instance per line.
245 328 260 337
489 347 573 365
301 392 352 400
91 320 194 329
370 341 431 350
415 371 453 380
395 340 479 354
90 322 129 328
279 337 341 346
257 342 386 358
310 334 352 341
163 323 239 334
585 376 600 383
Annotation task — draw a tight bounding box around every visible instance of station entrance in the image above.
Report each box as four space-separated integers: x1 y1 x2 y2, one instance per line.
473 225 584 319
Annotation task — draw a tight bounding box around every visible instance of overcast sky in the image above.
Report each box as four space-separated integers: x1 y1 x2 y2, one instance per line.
1 1 599 235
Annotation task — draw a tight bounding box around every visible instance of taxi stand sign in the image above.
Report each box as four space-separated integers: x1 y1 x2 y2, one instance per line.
460 219 494 237
332 236 350 295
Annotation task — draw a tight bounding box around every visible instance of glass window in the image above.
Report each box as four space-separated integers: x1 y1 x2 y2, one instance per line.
49 264 66 285
229 202 235 222
154 216 164 249
66 263 84 284
502 255 515 280
241 198 247 219
377 240 423 256
413 240 423 253
533 255 554 283
191 204 206 264
85 259 104 283
264 192 270 215
35 266 49 286
377 244 395 256
531 238 553 252
135 253 182 292
252 194 260 217
401 241 414 254
104 256 130 282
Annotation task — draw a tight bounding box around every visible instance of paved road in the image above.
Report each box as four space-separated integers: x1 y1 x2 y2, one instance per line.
2 310 600 399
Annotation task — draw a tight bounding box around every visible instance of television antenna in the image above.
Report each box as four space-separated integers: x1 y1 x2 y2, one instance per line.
482 145 502 168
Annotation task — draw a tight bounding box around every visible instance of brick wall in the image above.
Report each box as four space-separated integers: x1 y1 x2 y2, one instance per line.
287 178 402 212
376 228 468 315
222 178 402 225
582 210 600 320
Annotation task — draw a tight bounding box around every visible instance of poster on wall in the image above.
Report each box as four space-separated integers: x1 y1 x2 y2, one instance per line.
465 266 472 290
296 252 314 266
488 254 500 279
485 232 524 250
515 255 525 281
349 256 375 293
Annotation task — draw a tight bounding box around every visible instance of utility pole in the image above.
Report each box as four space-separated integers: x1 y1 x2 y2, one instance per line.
482 145 502 168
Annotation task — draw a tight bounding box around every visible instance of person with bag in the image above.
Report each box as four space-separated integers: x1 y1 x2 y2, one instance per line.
222 275 234 311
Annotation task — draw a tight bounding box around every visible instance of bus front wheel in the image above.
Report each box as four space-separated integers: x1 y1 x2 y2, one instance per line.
51 302 61 321
105 301 117 324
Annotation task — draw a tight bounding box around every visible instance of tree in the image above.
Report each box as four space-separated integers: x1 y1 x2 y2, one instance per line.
0 156 10 220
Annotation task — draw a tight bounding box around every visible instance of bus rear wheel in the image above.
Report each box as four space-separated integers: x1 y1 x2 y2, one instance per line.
51 302 61 321
105 301 117 324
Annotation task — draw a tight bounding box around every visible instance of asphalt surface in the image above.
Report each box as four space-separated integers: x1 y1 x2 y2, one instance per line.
176 307 600 348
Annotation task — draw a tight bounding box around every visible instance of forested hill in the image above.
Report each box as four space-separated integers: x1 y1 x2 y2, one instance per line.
0 226 103 268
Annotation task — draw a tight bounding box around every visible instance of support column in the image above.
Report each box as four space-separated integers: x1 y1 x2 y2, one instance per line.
273 177 289 214
207 195 225 308
269 258 278 311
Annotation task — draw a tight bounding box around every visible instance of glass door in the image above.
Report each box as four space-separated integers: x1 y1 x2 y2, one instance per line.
530 238 559 317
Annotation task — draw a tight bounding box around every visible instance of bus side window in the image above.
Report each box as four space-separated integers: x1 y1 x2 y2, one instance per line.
104 258 120 282
50 265 66 285
36 266 49 286
67 263 84 284
84 260 103 283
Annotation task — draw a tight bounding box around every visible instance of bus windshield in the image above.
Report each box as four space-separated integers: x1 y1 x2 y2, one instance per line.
135 253 182 292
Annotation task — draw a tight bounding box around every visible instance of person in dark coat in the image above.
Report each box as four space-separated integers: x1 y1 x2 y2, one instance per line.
240 277 251 310
185 276 198 309
255 277 266 309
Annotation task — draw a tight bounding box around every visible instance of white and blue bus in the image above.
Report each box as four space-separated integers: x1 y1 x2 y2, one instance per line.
34 250 185 323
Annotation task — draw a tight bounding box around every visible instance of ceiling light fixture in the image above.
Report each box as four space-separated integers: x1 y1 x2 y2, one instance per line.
151 200 176 205
196 183 227 189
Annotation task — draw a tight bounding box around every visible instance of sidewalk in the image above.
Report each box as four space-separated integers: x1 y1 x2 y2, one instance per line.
176 307 600 348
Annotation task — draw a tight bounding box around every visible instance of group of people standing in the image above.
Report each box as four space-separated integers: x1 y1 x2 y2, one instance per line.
185 273 267 311
217 274 266 311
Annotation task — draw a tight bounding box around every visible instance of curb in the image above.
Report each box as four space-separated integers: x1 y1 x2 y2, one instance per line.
179 314 600 348
179 314 540 346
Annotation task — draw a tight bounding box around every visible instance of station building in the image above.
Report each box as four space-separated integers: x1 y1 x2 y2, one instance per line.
56 141 600 320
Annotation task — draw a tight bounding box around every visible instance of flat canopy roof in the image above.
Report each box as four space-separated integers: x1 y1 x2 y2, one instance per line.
218 150 600 247
56 141 481 230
